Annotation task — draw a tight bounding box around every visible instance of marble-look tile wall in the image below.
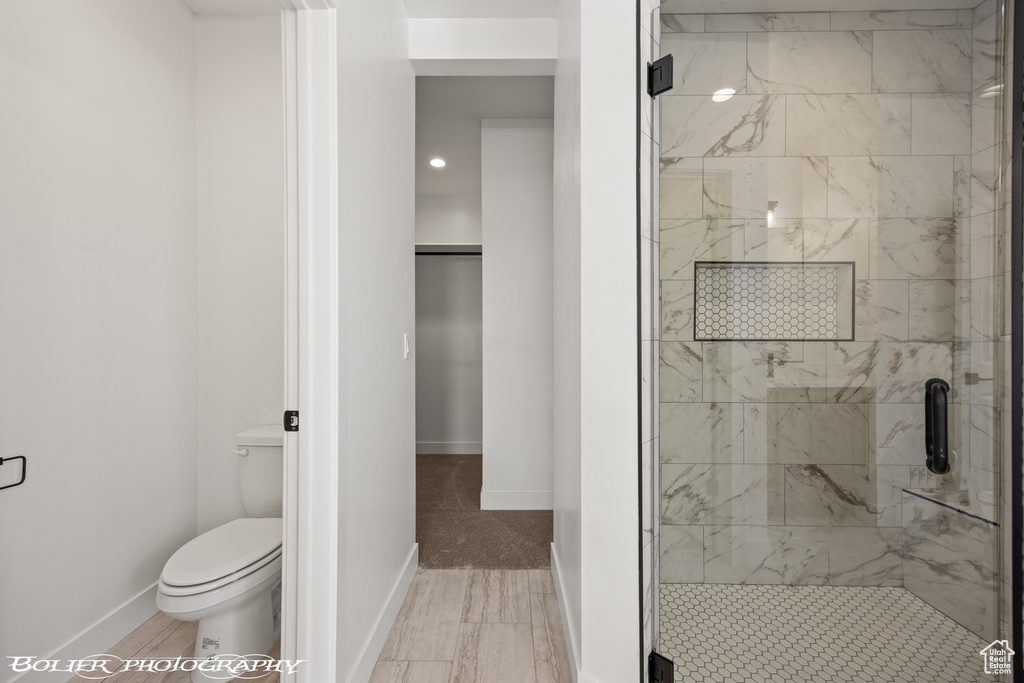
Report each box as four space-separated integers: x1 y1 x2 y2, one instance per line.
657 2 1008 638
902 491 1000 641
641 0 661 676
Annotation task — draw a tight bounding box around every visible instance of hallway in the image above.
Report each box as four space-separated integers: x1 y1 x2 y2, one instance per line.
370 569 571 683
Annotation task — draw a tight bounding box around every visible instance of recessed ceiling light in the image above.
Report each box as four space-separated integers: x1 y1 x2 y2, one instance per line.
429 158 446 168
712 88 736 103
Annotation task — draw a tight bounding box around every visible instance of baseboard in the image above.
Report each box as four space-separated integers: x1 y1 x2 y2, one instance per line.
5 583 159 683
348 543 418 683
416 442 482 455
551 543 581 683
480 490 553 510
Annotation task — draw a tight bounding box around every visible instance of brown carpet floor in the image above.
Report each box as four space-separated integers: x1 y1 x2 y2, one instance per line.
416 454 553 569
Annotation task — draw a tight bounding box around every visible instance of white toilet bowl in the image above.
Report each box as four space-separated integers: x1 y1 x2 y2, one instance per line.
157 518 282 683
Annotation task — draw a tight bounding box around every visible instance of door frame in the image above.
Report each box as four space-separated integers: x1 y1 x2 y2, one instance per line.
280 2 338 682
1010 0 1023 675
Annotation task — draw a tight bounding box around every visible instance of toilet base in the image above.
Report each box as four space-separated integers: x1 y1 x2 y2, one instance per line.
189 583 282 683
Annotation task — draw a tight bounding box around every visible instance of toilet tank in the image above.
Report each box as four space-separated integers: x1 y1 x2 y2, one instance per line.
236 425 283 518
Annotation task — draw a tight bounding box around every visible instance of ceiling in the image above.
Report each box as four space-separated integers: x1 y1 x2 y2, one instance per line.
404 0 558 18
181 0 558 16
178 0 984 21
662 0 983 10
416 76 554 196
179 0 280 15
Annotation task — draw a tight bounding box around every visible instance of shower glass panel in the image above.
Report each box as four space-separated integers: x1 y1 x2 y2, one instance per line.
652 1 1014 680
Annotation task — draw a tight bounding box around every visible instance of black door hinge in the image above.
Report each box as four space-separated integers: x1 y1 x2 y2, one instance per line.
649 652 674 683
284 410 299 432
648 55 673 97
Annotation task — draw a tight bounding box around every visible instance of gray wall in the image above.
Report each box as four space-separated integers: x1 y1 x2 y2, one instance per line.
481 119 554 510
195 15 284 534
415 256 483 454
334 2 418 677
0 0 199 670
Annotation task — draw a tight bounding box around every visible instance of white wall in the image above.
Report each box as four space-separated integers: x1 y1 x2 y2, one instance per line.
0 0 199 675
335 2 419 681
552 0 640 681
552 0 584 669
195 15 284 534
415 193 482 244
480 119 554 510
408 18 557 75
577 1 640 680
415 256 483 454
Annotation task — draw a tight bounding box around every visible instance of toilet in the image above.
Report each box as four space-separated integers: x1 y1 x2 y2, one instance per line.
157 426 283 682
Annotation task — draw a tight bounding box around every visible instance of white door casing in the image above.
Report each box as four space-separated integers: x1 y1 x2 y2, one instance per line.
280 2 338 682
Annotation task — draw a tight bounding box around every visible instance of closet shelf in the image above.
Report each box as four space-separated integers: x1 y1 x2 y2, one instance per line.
415 243 482 255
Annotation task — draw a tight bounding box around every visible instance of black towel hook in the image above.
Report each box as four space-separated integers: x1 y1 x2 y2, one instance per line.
0 456 27 492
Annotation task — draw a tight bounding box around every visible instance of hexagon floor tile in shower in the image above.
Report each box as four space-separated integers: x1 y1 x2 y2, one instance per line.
659 584 995 683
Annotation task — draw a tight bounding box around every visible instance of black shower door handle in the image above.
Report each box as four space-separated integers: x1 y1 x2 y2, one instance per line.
925 378 951 475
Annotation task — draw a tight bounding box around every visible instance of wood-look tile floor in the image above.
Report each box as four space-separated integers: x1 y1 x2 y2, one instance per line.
68 612 280 683
372 568 572 683
71 570 569 683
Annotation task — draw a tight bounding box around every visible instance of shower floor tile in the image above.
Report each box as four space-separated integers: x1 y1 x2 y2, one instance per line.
659 584 996 683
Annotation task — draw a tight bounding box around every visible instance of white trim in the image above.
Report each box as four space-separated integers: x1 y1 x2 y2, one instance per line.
282 5 339 683
404 0 558 19
348 544 419 683
410 58 555 76
415 441 483 455
9 585 158 683
480 490 553 510
549 545 614 683
551 544 580 683
278 0 335 9
281 8 300 680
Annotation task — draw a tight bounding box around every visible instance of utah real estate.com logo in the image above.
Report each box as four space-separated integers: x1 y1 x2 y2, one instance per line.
980 640 1014 675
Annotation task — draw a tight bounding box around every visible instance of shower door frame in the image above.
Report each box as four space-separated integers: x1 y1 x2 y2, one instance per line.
642 1 1024 679
635 3 644 683
1010 0 1023 676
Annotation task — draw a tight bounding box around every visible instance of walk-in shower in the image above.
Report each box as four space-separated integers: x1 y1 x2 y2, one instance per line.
640 1 1017 681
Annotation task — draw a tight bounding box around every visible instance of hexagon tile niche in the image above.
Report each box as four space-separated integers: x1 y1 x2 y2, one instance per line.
693 261 855 342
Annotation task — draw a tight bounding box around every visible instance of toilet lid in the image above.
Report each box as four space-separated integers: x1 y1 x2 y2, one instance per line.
162 518 282 587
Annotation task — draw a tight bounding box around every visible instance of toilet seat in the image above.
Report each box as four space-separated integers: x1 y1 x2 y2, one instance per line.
160 518 281 596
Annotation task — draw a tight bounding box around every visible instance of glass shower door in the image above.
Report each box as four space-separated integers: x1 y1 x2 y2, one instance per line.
652 1 1014 681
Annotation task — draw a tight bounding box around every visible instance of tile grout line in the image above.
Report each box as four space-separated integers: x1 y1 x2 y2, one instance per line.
529 589 540 683
453 568 471 676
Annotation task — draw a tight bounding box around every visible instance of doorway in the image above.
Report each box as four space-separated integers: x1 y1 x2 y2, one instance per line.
413 76 556 570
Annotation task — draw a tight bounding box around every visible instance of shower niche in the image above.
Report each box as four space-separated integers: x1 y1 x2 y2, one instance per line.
693 261 855 341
